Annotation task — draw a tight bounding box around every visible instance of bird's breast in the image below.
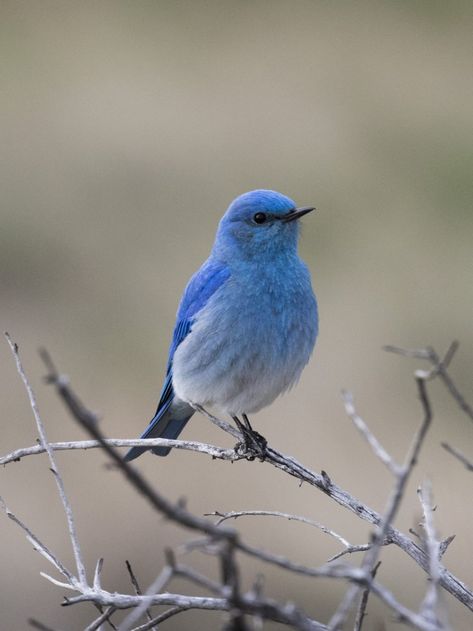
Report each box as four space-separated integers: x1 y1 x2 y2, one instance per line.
172 260 318 414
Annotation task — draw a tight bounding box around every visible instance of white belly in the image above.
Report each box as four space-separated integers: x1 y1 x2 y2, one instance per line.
172 273 317 416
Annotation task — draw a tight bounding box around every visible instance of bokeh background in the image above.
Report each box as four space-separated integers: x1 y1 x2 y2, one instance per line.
1 1 472 629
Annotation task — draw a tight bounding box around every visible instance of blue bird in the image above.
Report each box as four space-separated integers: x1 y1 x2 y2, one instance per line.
125 190 318 461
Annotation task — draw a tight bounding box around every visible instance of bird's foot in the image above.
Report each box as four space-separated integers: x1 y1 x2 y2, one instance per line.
235 429 267 461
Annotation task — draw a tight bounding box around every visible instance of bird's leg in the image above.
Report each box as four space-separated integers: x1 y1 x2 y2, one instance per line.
232 415 249 439
241 413 254 432
231 415 267 460
242 414 267 455
231 415 263 460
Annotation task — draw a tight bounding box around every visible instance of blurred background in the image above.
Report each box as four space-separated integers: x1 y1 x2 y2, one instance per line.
1 1 472 629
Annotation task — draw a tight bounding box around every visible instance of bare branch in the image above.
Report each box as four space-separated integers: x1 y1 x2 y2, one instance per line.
384 342 473 421
3 340 473 631
329 377 435 629
208 510 351 548
325 545 372 564
125 561 155 630
208 509 375 564
28 620 61 631
84 607 117 631
93 558 104 591
129 607 191 630
219 537 248 629
118 566 174 631
173 562 224 595
39 348 100 425
0 439 241 466
63 590 327 631
193 404 241 440
441 442 473 472
383 345 433 360
5 333 87 586
37 348 473 613
341 390 400 475
38 349 242 543
418 482 449 629
39 572 77 590
353 561 381 631
439 535 456 559
0 496 75 583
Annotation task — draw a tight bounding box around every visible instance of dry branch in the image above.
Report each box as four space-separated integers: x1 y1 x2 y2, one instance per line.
2 335 473 630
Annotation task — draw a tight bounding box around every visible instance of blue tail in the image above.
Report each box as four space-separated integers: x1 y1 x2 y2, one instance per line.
124 403 194 461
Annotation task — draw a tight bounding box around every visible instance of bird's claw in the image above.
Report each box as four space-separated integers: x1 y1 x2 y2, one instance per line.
234 429 267 461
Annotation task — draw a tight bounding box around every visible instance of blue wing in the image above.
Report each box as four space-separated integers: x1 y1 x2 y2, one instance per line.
124 258 230 460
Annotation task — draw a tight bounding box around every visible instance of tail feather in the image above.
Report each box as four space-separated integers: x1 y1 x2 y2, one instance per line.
124 403 194 461
151 416 193 457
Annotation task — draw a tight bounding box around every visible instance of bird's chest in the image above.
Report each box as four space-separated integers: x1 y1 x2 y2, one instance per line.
225 267 314 359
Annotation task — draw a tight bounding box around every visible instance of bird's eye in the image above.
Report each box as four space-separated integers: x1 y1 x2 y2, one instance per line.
253 212 267 224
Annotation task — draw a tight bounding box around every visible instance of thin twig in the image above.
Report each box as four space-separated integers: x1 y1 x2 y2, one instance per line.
208 509 375 564
0 439 241 466
125 561 155 629
0 496 75 583
28 620 62 631
85 607 117 631
208 510 351 549
173 562 224 595
328 377 434 630
341 390 400 475
5 333 87 586
220 538 248 630
353 562 381 631
129 607 191 630
418 482 448 629
441 442 473 472
94 558 104 591
118 566 174 631
384 342 473 421
194 404 241 440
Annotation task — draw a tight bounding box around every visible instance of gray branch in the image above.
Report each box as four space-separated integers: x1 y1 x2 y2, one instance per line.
384 341 473 421
5 334 87 586
0 439 242 466
441 442 473 472
2 335 473 631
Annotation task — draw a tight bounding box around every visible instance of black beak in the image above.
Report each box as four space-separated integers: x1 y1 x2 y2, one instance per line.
281 206 316 223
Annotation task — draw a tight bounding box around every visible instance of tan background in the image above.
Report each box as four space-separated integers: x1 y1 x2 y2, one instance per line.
1 1 472 629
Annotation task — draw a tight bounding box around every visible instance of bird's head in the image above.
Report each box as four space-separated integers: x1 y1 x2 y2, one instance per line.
213 190 315 261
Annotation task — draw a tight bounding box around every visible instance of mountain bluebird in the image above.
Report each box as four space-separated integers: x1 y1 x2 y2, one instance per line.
125 189 318 461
